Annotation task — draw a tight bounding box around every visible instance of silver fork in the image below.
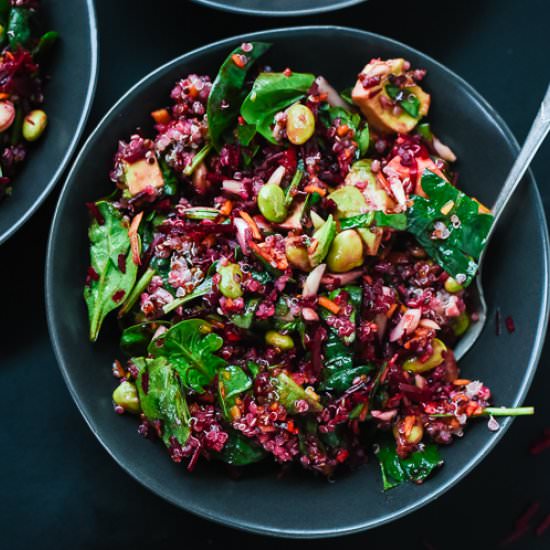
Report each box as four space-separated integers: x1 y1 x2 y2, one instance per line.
454 83 550 361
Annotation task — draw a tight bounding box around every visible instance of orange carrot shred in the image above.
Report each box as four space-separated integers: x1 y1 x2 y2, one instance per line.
220 199 233 216
318 296 340 315
303 185 327 197
0 92 9 100
150 108 171 125
239 211 262 240
386 303 398 318
128 212 144 265
453 378 471 386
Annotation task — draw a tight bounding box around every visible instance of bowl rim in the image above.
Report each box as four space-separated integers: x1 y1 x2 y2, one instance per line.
191 0 367 17
0 0 99 245
45 25 550 538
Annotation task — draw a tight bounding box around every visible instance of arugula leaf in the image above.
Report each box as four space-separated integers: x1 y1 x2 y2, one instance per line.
273 372 323 414
207 42 271 150
84 201 138 341
148 319 226 393
218 365 252 418
120 321 169 356
215 430 266 466
340 211 408 231
241 71 315 143
134 357 191 448
376 442 443 490
408 170 493 286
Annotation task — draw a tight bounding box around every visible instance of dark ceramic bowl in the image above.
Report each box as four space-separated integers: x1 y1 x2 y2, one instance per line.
192 0 366 16
46 27 550 538
0 0 98 244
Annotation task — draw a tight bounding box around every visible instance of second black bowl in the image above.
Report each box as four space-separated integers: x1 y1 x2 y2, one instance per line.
46 26 549 537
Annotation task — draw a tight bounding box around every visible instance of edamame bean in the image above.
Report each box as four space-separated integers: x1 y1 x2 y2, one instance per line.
112 381 140 414
258 183 287 223
22 109 47 142
452 312 470 336
217 263 244 299
265 330 295 350
326 229 364 273
285 236 311 271
286 103 315 145
402 338 447 373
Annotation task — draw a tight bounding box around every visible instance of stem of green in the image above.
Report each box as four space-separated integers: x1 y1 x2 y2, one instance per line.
284 169 303 207
183 144 212 176
162 278 213 315
118 267 155 318
430 406 534 418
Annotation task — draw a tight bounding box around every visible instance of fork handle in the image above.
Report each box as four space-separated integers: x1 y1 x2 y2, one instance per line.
491 83 550 223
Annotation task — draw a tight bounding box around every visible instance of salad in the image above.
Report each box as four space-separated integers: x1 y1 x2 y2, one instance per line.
84 43 533 488
0 0 57 201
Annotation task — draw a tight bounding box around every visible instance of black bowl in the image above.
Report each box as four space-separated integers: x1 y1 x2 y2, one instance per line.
0 0 98 244
192 0 366 16
46 26 550 537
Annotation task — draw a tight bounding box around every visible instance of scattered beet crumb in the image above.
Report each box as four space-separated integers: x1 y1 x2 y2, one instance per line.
86 202 104 225
117 253 127 273
505 316 515 333
112 289 126 303
114 405 125 415
495 307 502 336
536 513 550 536
529 428 550 455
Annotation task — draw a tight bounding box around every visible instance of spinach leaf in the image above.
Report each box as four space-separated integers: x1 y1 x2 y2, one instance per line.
376 441 443 490
320 364 375 393
273 372 323 414
207 42 271 150
7 6 31 48
84 201 138 341
218 364 252 418
241 71 315 143
237 123 257 147
162 276 213 315
320 285 362 345
134 357 190 448
148 319 226 393
120 321 169 356
216 430 266 466
408 170 493 286
386 84 421 118
231 297 260 329
340 211 408 231
319 105 369 157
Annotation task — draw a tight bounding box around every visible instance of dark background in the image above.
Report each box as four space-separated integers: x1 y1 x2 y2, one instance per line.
1 0 549 548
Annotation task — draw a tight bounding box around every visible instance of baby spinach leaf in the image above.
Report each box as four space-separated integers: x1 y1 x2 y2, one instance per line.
215 430 266 466
386 84 421 118
148 319 226 393
207 42 271 150
340 211 408 231
84 201 138 341
376 441 443 491
408 170 494 286
320 364 375 393
134 356 190 448
231 297 260 329
7 6 32 48
162 276 213 315
120 321 169 356
241 71 315 143
319 105 369 157
218 365 252 418
237 123 257 147
273 372 323 414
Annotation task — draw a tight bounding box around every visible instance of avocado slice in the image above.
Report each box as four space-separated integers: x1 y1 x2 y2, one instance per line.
346 160 395 212
357 226 383 256
328 186 367 217
351 58 430 134
309 214 336 267
123 157 165 196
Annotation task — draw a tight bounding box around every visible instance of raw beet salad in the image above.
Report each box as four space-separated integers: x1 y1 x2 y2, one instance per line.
84 42 533 488
0 0 57 201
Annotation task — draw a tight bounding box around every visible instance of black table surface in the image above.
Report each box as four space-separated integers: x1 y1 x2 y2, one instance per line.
1 0 549 548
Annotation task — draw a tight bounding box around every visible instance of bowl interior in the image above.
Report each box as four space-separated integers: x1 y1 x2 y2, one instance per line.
46 27 549 537
193 0 366 16
0 0 97 244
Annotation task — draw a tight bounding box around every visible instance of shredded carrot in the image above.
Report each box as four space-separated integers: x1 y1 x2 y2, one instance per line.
364 274 373 285
303 184 327 197
318 296 340 315
231 53 246 68
386 303 398 318
150 108 171 124
336 124 350 137
219 199 233 216
403 415 416 438
474 197 492 214
0 92 9 100
230 405 241 420
239 211 262 240
307 239 319 255
453 378 471 386
128 212 144 265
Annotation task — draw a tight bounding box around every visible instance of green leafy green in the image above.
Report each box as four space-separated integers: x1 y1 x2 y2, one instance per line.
84 201 138 341
320 364 375 393
231 297 260 329
7 6 31 48
216 430 266 466
273 372 323 414
376 442 443 490
218 365 252 418
118 267 156 318
207 42 271 150
340 211 408 231
320 285 362 345
148 319 226 393
120 321 169 356
33 30 59 58
237 123 257 147
183 144 212 176
386 84 421 118
319 105 369 157
241 71 315 143
408 170 493 286
159 158 178 196
134 357 190 448
162 277 213 315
